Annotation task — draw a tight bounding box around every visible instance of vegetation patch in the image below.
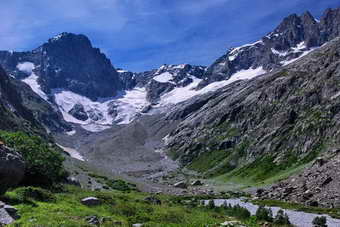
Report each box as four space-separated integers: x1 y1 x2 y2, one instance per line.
0 131 67 187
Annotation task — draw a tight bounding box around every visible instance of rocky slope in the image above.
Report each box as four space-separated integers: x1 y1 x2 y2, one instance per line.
198 8 340 88
164 36 340 184
0 66 58 135
258 151 340 208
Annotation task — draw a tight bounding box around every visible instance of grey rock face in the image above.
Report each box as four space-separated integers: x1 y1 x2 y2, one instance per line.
81 197 101 206
0 145 25 195
68 103 88 121
174 181 187 189
0 204 16 226
199 8 340 87
144 64 206 104
0 33 122 101
165 37 340 180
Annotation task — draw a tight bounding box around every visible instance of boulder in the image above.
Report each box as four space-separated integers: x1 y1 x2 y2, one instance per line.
85 215 100 225
81 197 101 206
0 145 25 195
68 103 88 121
0 202 20 225
313 157 326 167
191 180 203 186
132 224 144 227
66 176 81 187
173 181 187 189
144 196 161 205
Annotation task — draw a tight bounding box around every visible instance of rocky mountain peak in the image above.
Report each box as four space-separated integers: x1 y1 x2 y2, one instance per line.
320 8 340 41
198 8 340 88
0 32 122 101
301 11 316 24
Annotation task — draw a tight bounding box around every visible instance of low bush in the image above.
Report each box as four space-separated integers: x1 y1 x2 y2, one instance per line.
221 202 251 220
106 179 137 192
255 205 273 222
273 209 291 225
12 186 56 202
312 216 327 227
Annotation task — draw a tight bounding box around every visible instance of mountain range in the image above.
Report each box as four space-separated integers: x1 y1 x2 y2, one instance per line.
1 7 340 209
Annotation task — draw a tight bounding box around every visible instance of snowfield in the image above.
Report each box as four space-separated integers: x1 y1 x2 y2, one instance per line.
19 62 49 101
17 43 315 133
52 87 148 132
153 72 174 83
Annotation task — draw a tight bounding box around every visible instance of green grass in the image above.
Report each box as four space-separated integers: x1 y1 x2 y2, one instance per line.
3 185 229 227
211 158 311 190
188 150 230 173
1 185 308 226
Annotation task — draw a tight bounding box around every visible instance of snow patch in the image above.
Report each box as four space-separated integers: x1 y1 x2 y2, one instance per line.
66 130 76 136
271 48 288 56
57 144 85 161
52 87 149 131
228 40 263 61
280 48 316 66
157 67 266 106
17 62 35 74
51 33 66 42
81 124 111 132
114 87 149 125
153 72 174 83
20 63 49 101
52 89 114 125
173 64 187 69
292 41 307 52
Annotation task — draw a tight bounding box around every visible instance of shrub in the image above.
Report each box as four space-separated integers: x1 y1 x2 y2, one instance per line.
312 216 327 227
207 200 215 209
273 209 291 225
13 186 56 202
221 202 251 220
0 131 67 186
255 205 273 222
106 179 136 192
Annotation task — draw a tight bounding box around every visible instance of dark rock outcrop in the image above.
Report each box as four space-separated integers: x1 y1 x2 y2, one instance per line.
144 64 206 104
81 197 101 206
0 145 25 195
0 33 122 101
68 104 88 121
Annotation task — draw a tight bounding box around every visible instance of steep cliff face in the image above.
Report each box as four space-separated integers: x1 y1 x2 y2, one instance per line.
0 33 122 101
0 66 46 134
199 8 340 88
165 37 340 181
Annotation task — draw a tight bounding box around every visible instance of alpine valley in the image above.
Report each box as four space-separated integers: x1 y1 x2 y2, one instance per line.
1 6 340 227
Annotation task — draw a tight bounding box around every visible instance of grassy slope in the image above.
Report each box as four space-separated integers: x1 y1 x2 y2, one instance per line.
4 185 229 227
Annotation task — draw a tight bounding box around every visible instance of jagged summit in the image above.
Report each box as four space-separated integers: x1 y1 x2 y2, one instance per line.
198 7 340 88
0 32 122 100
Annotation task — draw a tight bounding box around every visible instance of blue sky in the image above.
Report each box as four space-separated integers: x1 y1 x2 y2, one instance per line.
0 0 339 72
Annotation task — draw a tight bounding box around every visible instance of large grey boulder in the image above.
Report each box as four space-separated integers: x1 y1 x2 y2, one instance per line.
68 103 88 121
81 197 101 206
0 201 20 225
0 144 25 195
